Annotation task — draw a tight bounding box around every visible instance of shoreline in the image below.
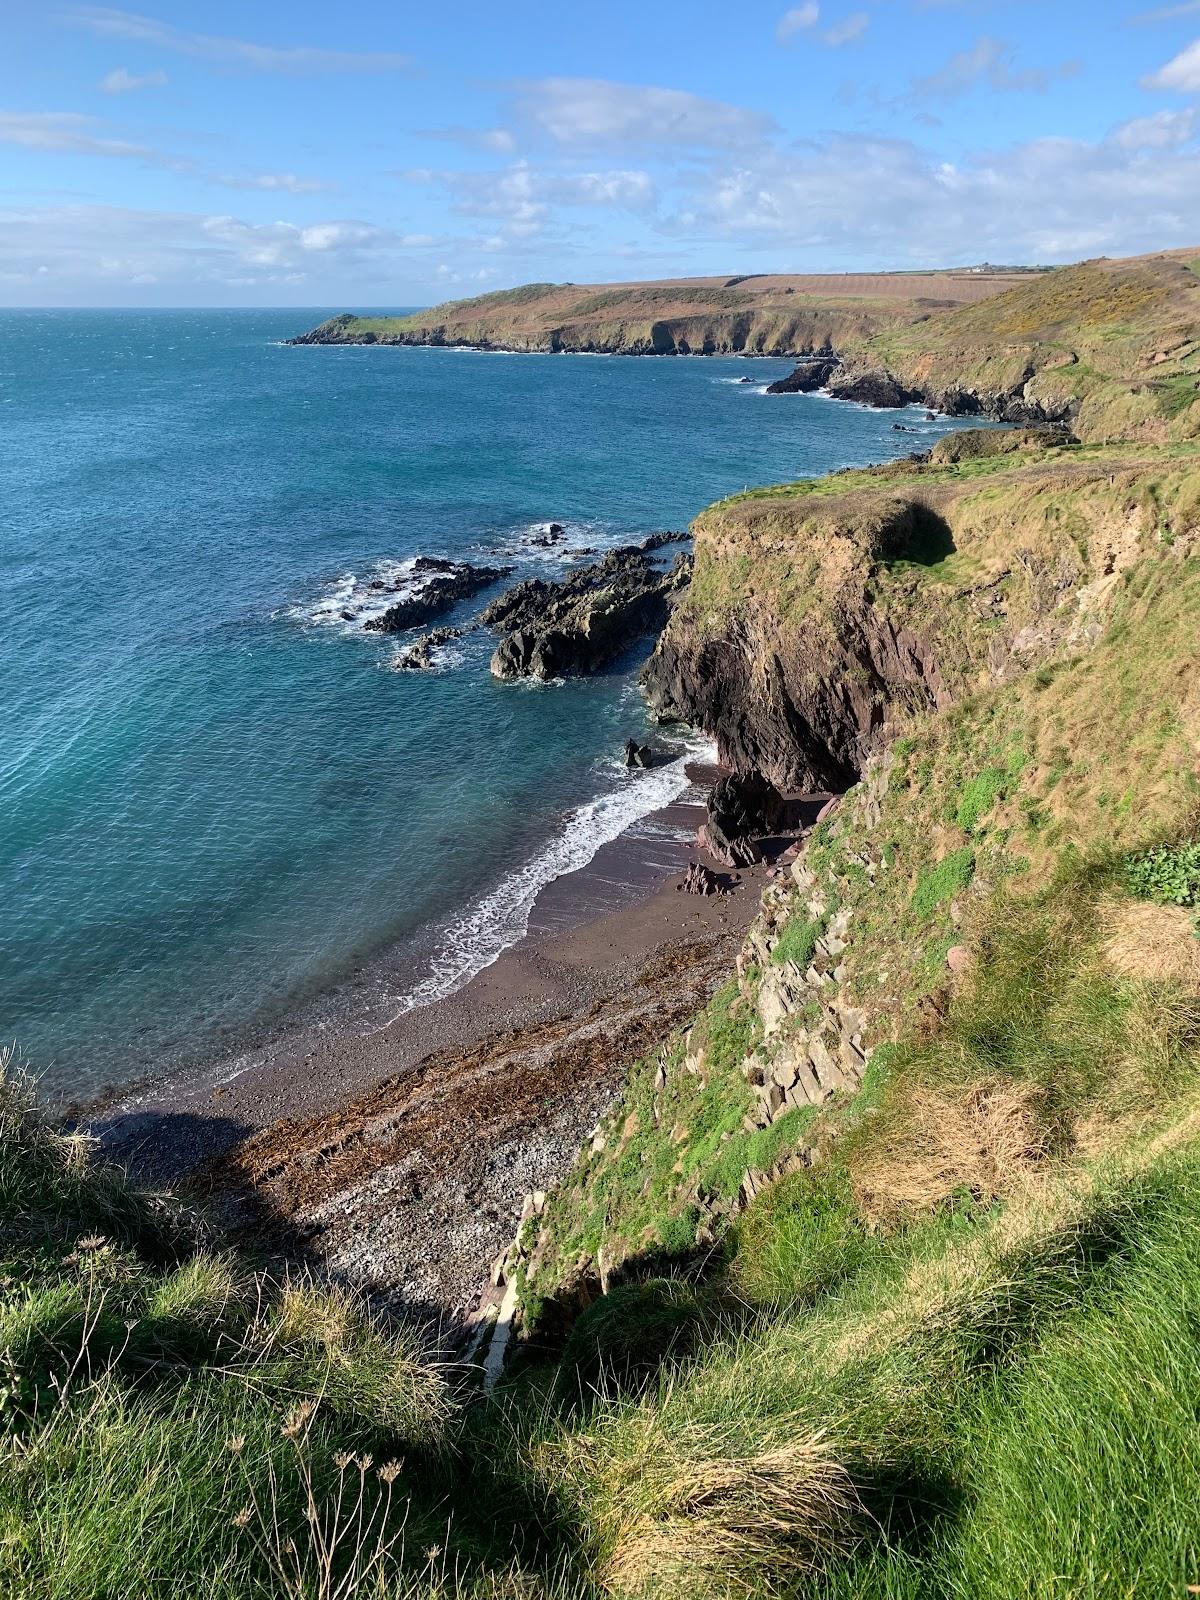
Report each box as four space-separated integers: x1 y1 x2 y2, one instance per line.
94 767 825 1335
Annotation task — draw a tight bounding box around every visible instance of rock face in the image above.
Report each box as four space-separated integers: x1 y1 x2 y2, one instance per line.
364 558 512 634
643 572 948 792
702 771 784 867
826 370 919 409
765 357 840 395
485 548 691 681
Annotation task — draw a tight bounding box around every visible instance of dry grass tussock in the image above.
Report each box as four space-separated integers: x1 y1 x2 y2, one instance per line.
589 1421 861 1599
1102 899 1200 993
831 1084 1200 1374
849 1078 1049 1230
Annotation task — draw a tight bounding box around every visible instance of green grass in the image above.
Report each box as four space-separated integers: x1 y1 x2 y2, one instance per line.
910 847 976 920
0 1061 454 1600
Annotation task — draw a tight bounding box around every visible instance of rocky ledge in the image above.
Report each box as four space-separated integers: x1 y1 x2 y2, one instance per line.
363 558 512 634
483 546 691 680
765 356 840 395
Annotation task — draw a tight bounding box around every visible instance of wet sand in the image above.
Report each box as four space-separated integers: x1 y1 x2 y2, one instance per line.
93 770 823 1332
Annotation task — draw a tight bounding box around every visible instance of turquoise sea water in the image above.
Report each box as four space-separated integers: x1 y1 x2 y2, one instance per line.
1 310 982 1099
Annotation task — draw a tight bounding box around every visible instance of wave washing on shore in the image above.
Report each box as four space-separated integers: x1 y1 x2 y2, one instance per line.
382 733 712 1026
1 309 993 1100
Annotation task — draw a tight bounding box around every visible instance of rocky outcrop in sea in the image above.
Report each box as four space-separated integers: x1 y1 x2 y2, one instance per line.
484 547 692 681
364 558 512 634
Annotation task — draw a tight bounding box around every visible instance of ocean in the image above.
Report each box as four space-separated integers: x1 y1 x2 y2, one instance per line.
0 309 982 1100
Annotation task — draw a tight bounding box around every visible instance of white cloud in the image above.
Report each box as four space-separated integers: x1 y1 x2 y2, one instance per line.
413 159 657 246
69 8 412 73
1112 108 1196 148
0 203 444 303
777 4 820 42
664 128 1200 266
507 78 774 148
1144 38 1200 91
99 66 167 92
778 4 867 46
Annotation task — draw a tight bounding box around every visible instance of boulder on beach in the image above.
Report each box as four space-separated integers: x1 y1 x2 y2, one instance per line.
678 860 726 896
701 769 785 867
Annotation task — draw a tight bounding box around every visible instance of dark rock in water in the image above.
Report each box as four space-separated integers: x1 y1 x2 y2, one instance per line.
701 770 784 866
485 547 691 681
925 411 938 422
364 558 512 633
392 626 461 670
737 376 756 384
528 522 567 548
826 370 918 409
765 356 840 396
638 531 688 552
678 860 726 896
623 739 656 769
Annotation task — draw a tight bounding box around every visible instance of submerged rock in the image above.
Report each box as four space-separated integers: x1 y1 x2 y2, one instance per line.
485 547 691 681
364 558 512 634
391 626 462 670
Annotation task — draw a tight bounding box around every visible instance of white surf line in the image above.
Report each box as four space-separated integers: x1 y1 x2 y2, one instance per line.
372 738 712 1035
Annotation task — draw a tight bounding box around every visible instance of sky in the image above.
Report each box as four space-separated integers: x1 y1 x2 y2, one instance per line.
3 0 1200 305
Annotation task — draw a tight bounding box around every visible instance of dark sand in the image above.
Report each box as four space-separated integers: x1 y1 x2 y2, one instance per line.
94 769 823 1332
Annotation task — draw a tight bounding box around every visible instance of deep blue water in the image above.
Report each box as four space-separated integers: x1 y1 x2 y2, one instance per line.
0 310 983 1098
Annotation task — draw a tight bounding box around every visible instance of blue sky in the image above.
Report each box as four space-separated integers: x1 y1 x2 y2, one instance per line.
3 0 1200 305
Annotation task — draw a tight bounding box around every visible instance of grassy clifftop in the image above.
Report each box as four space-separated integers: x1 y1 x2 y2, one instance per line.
859 248 1200 441
288 268 1032 356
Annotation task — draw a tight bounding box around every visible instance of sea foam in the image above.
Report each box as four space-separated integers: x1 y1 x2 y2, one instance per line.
379 734 714 1027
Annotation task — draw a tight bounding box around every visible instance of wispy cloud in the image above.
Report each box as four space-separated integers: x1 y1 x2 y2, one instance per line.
1111 108 1196 148
99 66 167 93
419 127 518 155
911 36 1078 99
68 8 413 73
777 4 820 42
507 78 774 149
0 110 331 192
1131 1 1200 21
824 11 869 45
1143 38 1200 90
776 4 868 46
